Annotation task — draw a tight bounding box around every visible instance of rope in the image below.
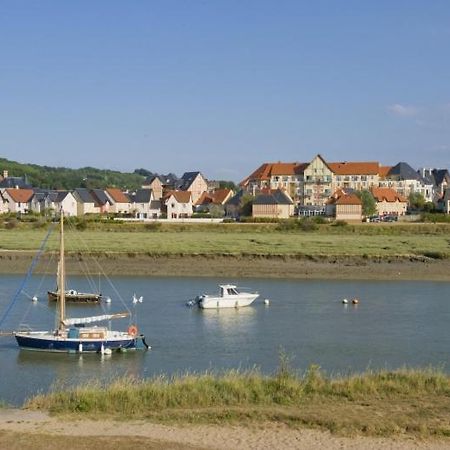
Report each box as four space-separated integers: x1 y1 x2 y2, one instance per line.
0 224 55 329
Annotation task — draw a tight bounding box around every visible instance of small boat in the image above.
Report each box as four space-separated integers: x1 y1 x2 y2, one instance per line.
14 210 149 353
47 289 102 303
194 284 259 309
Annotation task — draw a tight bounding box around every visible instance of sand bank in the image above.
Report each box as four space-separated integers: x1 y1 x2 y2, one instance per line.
0 409 448 450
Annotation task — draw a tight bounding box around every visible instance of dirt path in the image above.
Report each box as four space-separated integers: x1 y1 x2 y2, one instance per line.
0 409 448 450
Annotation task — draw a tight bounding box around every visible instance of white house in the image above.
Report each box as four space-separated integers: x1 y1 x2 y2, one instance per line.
165 191 193 219
3 188 34 214
129 189 161 219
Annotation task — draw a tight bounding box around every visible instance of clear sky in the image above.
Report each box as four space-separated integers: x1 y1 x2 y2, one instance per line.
1 1 449 181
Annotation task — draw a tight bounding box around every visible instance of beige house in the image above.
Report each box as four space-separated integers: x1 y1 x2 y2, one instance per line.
302 155 334 206
252 189 294 219
142 176 163 200
178 172 208 203
240 162 306 201
328 162 380 192
371 187 407 216
106 188 131 214
73 189 100 216
334 194 362 221
165 191 193 219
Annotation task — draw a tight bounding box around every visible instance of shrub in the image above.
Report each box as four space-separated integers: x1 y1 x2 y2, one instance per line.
5 218 18 229
144 222 162 231
298 218 318 231
76 220 87 231
332 220 348 227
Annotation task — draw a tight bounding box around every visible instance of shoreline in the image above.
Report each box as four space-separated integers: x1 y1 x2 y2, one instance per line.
0 251 449 281
0 409 448 450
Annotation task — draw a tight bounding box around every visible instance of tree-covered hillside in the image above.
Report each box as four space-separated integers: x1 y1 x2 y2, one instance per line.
0 157 146 190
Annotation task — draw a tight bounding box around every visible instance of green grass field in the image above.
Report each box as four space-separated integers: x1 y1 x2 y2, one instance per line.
0 223 449 258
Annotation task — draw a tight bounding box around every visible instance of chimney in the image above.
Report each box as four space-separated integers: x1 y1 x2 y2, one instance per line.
3 170 8 179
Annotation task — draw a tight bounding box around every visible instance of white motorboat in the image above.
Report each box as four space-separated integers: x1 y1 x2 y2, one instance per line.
194 284 259 309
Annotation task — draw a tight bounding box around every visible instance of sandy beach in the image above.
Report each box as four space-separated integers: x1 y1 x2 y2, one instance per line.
0 409 448 450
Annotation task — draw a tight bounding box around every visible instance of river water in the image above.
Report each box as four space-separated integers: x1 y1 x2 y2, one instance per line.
0 275 449 406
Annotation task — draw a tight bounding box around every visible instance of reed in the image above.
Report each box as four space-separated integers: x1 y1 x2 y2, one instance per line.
25 366 450 437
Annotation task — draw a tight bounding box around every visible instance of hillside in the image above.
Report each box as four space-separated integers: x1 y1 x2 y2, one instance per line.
0 157 146 190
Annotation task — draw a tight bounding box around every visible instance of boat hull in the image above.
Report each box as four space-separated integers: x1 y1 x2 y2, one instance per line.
199 294 259 309
47 291 102 303
15 332 138 353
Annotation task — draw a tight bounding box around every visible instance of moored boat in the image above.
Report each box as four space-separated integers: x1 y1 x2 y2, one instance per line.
47 290 102 303
14 210 149 353
195 284 259 309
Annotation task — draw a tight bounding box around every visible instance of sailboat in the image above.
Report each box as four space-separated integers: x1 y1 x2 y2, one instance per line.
14 210 149 353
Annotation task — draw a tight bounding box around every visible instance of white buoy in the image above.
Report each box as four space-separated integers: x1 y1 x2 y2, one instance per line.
32 296 38 302
352 298 359 305
78 343 83 353
100 343 105 354
103 348 112 355
264 299 270 306
342 298 348 304
105 297 111 304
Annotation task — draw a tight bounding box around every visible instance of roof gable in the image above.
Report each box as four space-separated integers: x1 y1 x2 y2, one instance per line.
371 187 407 203
253 189 293 205
388 162 420 180
106 188 130 203
5 188 34 203
166 190 192 203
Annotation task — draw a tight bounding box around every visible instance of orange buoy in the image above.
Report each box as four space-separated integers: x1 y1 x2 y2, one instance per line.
127 325 138 337
352 298 359 305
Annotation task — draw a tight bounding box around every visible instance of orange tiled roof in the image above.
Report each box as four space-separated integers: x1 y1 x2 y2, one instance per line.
166 190 192 203
240 162 307 186
335 194 362 205
371 187 407 203
212 188 232 204
196 189 233 206
328 161 380 175
5 188 34 203
378 166 392 178
106 188 129 203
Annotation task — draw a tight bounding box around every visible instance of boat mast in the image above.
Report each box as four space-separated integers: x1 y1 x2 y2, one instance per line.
58 209 66 329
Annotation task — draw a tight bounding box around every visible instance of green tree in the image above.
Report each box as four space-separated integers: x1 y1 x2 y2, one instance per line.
239 194 253 217
408 192 426 210
209 204 225 218
356 190 377 217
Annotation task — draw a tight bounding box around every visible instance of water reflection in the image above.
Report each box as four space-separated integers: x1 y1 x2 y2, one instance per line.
200 307 256 331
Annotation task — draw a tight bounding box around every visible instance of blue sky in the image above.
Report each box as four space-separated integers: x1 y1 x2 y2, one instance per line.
1 1 449 181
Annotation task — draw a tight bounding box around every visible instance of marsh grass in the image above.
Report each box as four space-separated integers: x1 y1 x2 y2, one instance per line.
25 366 450 437
0 226 449 259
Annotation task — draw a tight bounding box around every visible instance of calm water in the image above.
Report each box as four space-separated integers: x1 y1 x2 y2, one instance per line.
0 274 449 406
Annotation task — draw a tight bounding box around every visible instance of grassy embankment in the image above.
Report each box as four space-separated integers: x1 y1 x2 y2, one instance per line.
26 363 450 438
0 221 449 259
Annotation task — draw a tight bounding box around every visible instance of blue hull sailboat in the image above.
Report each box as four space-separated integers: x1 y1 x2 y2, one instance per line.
14 211 148 353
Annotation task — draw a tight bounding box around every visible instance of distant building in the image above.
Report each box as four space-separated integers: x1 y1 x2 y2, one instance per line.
371 187 407 216
252 189 294 219
165 191 193 219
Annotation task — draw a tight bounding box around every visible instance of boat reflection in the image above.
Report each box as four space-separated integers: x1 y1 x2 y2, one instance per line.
199 306 257 331
16 348 148 383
